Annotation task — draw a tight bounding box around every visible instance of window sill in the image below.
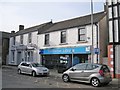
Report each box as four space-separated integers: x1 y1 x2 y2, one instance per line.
44 44 50 47
59 43 68 45
11 61 15 63
20 44 24 46
12 45 16 47
77 41 88 44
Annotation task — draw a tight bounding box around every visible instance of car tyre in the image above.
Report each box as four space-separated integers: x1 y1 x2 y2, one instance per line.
32 71 36 77
18 69 21 74
62 74 70 82
91 78 100 87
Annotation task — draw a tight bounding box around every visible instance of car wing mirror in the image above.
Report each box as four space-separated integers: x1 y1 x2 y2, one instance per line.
71 68 76 71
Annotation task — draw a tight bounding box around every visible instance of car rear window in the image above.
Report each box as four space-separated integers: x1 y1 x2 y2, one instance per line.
101 65 110 72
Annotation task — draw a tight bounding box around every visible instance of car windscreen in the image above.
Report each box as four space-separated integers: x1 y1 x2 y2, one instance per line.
31 63 42 67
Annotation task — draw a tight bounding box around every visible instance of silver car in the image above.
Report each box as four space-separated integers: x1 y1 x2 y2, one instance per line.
62 63 112 87
18 62 49 77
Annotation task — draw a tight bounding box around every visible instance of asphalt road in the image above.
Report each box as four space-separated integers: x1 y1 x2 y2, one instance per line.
2 66 119 89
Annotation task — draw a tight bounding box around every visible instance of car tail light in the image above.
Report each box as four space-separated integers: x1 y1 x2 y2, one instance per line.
99 70 104 76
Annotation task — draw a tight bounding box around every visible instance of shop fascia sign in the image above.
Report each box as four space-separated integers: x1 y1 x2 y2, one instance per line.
39 46 91 54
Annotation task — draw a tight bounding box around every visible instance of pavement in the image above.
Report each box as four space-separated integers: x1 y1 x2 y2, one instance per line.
2 65 120 88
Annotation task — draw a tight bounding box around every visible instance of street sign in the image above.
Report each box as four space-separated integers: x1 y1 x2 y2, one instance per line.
94 48 100 54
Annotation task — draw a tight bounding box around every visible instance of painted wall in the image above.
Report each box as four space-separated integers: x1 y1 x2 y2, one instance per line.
38 24 100 63
9 31 39 65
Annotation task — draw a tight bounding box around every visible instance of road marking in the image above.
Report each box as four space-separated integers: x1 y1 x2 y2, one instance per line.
44 79 47 84
34 79 38 83
67 83 70 88
57 82 59 88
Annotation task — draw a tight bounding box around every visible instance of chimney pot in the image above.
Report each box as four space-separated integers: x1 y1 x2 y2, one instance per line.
11 31 15 33
19 25 24 31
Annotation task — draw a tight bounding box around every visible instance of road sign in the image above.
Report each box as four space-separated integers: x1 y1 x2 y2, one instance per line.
94 48 100 54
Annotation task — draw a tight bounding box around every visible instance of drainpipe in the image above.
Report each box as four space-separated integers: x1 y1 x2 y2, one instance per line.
91 0 94 63
95 23 99 64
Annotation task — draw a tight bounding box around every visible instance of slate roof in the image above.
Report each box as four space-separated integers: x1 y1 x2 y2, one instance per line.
11 21 53 37
11 11 106 36
38 11 106 34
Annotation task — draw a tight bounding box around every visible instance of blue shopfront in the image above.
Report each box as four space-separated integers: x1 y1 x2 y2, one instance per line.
39 46 91 70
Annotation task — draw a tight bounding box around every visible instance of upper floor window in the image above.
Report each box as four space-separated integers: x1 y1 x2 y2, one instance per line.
78 28 86 41
61 31 66 43
45 34 49 45
28 33 32 43
20 35 23 44
13 37 15 45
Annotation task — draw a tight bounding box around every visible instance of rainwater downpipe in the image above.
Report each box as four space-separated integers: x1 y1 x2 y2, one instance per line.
95 23 99 64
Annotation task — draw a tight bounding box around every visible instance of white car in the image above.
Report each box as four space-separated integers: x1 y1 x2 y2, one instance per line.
18 62 49 77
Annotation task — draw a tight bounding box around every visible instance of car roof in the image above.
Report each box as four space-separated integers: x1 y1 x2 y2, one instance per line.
20 61 38 64
74 63 103 66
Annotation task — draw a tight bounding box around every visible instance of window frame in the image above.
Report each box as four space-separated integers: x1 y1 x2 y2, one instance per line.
44 34 50 45
61 31 66 43
13 37 15 45
20 35 23 44
28 33 32 43
78 27 86 42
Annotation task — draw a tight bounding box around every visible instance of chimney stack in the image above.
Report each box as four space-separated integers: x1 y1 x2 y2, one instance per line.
11 31 15 34
19 25 24 31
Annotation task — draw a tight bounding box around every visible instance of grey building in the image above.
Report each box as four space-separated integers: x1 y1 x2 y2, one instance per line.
0 31 11 65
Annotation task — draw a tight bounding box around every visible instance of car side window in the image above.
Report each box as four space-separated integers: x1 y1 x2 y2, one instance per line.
26 64 30 67
21 63 26 66
86 64 93 70
74 64 87 70
86 64 98 70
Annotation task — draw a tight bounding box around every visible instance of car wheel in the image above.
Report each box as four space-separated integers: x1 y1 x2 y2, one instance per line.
62 74 70 82
18 69 21 74
32 71 36 77
91 78 100 87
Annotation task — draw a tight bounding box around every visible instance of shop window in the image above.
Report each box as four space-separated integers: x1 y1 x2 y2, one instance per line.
45 34 49 45
61 31 66 43
28 33 32 43
78 28 86 41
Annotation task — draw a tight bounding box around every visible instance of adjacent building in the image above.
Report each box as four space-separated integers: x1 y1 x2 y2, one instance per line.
8 22 53 65
107 0 120 78
0 31 11 65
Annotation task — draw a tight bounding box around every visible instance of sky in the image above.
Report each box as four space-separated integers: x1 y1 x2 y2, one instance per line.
0 0 105 33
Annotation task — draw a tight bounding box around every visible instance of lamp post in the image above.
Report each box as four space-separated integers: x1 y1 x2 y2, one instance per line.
71 48 74 66
91 0 94 63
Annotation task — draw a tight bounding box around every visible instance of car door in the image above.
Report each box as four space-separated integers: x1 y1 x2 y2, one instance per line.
24 63 33 74
69 64 87 81
20 63 27 73
27 64 33 74
83 64 98 81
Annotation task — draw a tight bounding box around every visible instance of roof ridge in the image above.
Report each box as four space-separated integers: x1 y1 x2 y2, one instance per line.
53 11 105 24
